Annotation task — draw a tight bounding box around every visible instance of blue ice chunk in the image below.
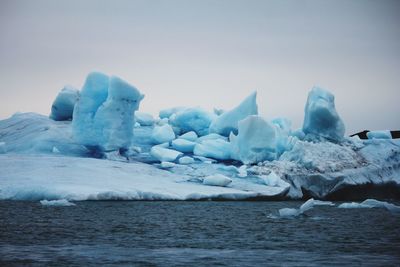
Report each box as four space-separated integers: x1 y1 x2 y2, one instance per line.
170 107 216 136
367 130 392 140
193 139 231 160
50 86 80 121
151 124 176 144
72 72 144 151
171 138 196 153
209 92 258 136
230 115 276 164
302 87 345 141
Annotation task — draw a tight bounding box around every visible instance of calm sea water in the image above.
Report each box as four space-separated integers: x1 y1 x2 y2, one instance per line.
1 201 399 266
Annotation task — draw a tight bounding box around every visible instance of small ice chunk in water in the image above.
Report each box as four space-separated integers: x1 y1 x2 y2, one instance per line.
203 174 232 187
279 198 334 217
339 199 400 213
40 199 76 206
160 161 176 169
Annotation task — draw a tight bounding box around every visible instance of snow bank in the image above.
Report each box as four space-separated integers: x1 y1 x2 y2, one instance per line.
209 92 258 136
230 115 277 164
50 86 79 121
302 87 345 141
40 199 76 206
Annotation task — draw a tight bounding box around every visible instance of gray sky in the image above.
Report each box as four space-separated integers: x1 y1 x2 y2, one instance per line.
1 0 399 134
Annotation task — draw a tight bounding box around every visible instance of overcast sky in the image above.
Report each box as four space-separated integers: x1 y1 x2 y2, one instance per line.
0 0 399 133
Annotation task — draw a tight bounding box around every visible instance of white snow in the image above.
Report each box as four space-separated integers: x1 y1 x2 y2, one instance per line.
302 87 345 141
40 199 76 206
151 124 176 144
209 91 258 136
0 154 285 201
230 115 277 164
150 146 182 162
50 86 79 121
203 174 232 187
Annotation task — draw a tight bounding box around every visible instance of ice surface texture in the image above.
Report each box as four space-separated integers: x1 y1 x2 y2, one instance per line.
170 107 216 136
50 86 79 121
303 87 345 141
72 72 144 151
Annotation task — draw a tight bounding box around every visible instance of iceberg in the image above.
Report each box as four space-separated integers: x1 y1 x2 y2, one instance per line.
302 87 345 141
230 115 277 164
169 107 215 136
49 85 79 121
159 106 186 119
338 199 400 213
151 124 176 144
178 156 195 165
193 139 231 161
72 72 144 151
209 91 258 136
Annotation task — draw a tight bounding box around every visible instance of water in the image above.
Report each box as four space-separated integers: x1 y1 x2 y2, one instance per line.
1 201 399 266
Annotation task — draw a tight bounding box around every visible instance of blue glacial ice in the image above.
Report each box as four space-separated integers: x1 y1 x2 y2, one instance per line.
367 130 392 140
169 107 216 136
302 87 345 141
50 85 80 121
1 74 400 201
230 115 277 164
209 91 258 136
72 72 144 152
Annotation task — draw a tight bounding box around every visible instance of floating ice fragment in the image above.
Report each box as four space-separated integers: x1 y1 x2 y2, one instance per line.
40 199 76 206
178 156 195 165
179 131 198 142
170 107 215 136
171 138 196 153
151 124 176 144
338 199 400 213
135 112 154 126
193 139 231 160
367 130 392 140
278 198 334 217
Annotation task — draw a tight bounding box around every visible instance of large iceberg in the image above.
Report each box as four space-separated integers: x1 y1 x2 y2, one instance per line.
209 92 258 136
230 115 277 164
72 72 144 152
49 86 80 121
302 87 345 141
